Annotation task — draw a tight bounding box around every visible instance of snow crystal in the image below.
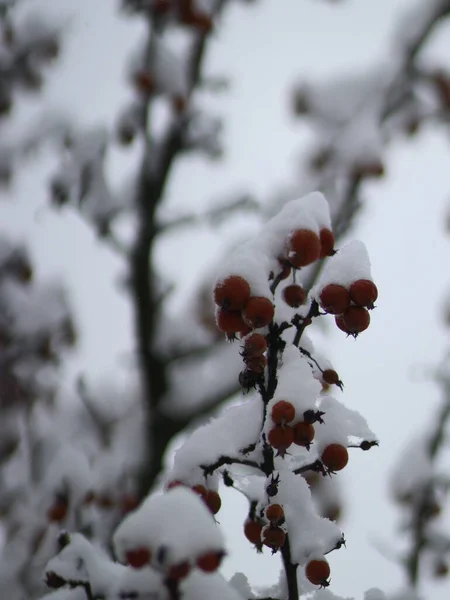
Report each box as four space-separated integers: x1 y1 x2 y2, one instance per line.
114 487 225 566
276 467 342 564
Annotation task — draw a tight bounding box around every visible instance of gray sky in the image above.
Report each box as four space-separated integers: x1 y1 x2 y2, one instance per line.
3 0 450 598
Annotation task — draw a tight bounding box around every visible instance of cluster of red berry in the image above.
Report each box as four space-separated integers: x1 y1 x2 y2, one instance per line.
125 544 224 579
244 504 331 586
319 278 378 336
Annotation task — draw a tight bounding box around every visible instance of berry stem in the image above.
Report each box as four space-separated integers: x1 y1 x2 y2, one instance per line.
280 535 299 600
292 300 320 347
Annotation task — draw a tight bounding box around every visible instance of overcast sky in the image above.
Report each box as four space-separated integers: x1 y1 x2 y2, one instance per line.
2 0 450 598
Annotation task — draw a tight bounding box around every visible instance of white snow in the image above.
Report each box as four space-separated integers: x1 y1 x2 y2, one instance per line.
313 240 373 294
114 487 225 566
275 466 342 564
169 396 263 482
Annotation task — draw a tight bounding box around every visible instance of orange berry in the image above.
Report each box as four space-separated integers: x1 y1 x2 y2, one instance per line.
168 561 191 581
265 504 284 524
242 297 274 329
268 425 294 456
133 71 155 95
214 276 251 310
244 519 263 546
216 309 247 334
242 333 267 358
167 480 184 490
319 284 350 315
205 490 221 515
337 306 370 335
349 279 378 308
246 355 267 374
47 497 68 523
282 284 306 308
126 547 152 569
171 94 187 114
321 444 348 472
96 494 115 510
83 491 95 505
191 12 213 33
238 324 254 338
153 0 171 14
305 559 330 586
196 551 224 572
271 401 295 425
319 228 335 258
288 229 321 268
192 484 208 501
262 526 286 550
121 494 140 515
292 422 315 447
322 369 339 386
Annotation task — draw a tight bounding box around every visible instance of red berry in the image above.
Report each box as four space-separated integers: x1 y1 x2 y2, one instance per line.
337 306 370 335
292 422 315 447
271 401 295 425
196 551 224 572
246 355 267 374
242 297 275 329
121 494 140 515
167 480 184 490
133 71 155 95
319 228 335 258
282 284 306 308
268 425 294 456
126 547 152 569
214 276 251 310
288 229 321 267
265 504 284 524
319 284 350 315
349 279 378 308
322 369 340 386
216 309 247 334
238 324 254 338
244 519 263 546
168 561 191 581
47 499 68 523
205 490 221 515
305 559 331 586
242 333 267 358
321 444 348 472
262 526 286 550
192 484 208 501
